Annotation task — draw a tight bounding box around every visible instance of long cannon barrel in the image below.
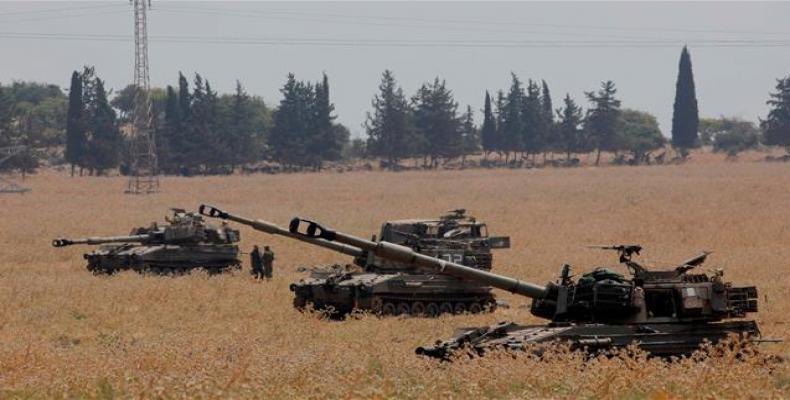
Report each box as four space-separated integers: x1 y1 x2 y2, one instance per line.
288 217 549 300
52 234 150 247
198 205 365 259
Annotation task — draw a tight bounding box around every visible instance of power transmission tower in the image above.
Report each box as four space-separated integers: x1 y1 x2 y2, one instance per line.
125 0 159 194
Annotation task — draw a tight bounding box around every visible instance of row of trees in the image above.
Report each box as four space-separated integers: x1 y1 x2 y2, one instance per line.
365 69 666 168
269 73 349 169
157 73 270 174
64 66 122 175
4 46 790 175
363 47 789 168
63 69 352 175
365 71 478 168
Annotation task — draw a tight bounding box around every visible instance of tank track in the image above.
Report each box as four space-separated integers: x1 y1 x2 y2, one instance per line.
292 293 496 317
86 261 241 276
373 296 497 317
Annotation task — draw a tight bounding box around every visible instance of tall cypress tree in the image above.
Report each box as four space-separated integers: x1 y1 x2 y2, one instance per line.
671 46 700 155
161 85 180 172
480 91 497 159
65 70 87 176
541 80 553 124
186 74 219 171
541 80 556 156
0 84 13 149
460 105 479 166
494 90 506 158
762 75 790 152
87 78 121 175
312 73 339 165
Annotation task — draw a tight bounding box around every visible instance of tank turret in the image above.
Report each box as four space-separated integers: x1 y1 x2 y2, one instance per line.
288 217 546 299
288 217 771 358
200 205 507 316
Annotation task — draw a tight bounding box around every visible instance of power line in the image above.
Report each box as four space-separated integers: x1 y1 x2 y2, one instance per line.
1 32 789 48
0 9 129 25
153 4 790 39
0 3 125 18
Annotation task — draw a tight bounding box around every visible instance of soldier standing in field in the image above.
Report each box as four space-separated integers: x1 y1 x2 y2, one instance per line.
250 245 264 280
263 246 274 280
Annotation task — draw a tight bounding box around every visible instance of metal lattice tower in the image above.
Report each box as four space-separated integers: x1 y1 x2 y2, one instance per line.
125 0 159 194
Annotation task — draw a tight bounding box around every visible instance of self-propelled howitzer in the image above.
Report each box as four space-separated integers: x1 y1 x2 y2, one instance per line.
199 205 506 316
53 209 241 275
289 219 768 359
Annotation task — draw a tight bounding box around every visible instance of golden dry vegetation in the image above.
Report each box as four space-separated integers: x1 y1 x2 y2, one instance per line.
1 155 789 399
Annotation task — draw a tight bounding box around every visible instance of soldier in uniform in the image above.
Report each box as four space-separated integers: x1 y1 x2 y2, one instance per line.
263 246 275 280
250 245 264 279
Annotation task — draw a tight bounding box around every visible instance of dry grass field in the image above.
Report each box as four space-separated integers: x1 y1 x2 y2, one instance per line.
1 156 789 399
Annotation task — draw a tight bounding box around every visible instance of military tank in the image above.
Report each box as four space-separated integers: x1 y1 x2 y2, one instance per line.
198 205 509 316
286 218 774 359
53 208 241 275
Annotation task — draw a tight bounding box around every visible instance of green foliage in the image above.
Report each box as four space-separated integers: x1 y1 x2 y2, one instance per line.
0 80 66 173
585 80 622 165
616 109 666 162
269 73 348 169
711 117 761 156
9 81 64 105
500 74 525 155
65 71 87 173
270 74 315 167
671 46 700 151
480 91 497 155
217 81 269 169
698 117 722 146
345 137 367 160
522 79 544 154
312 73 343 163
761 75 790 152
187 74 221 171
411 77 463 166
86 78 121 174
365 70 417 168
0 84 16 145
110 84 135 122
460 105 480 155
556 94 584 159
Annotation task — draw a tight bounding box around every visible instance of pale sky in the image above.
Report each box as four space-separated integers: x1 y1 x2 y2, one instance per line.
1 1 789 137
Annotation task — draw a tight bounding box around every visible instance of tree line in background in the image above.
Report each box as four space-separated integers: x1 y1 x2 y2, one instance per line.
366 71 665 168
2 47 790 176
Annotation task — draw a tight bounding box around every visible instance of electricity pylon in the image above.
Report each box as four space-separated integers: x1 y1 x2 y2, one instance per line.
125 0 159 194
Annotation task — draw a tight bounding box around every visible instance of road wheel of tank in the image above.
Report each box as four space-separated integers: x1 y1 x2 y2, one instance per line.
293 295 308 311
468 302 483 314
453 302 467 315
483 300 497 313
396 302 411 316
426 302 440 317
371 298 384 315
381 302 397 316
410 302 426 317
439 302 454 315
